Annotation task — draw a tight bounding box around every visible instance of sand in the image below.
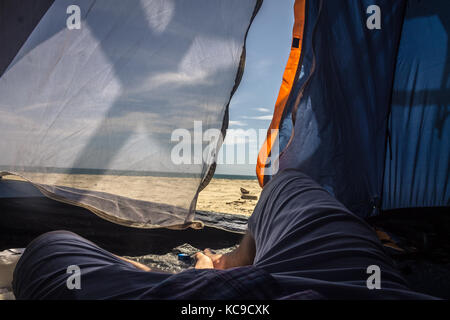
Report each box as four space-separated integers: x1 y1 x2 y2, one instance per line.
0 250 21 300
197 178 261 215
2 174 261 216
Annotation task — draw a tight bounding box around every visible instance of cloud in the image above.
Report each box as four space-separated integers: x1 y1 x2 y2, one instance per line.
252 115 272 120
229 120 247 127
146 69 209 88
255 107 271 113
243 115 273 120
134 36 240 92
0 109 40 129
142 0 174 35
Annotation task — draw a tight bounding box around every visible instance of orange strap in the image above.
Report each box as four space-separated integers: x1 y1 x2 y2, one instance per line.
375 229 405 252
256 0 306 187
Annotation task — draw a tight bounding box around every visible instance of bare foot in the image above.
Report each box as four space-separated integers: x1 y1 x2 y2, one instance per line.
202 249 229 270
197 231 256 270
194 252 214 269
114 255 152 272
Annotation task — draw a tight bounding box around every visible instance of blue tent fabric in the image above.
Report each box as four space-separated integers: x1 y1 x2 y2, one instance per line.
382 0 450 210
277 0 407 218
277 1 318 155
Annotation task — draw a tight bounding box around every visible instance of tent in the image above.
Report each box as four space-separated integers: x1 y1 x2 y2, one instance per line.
0 0 448 235
257 0 449 218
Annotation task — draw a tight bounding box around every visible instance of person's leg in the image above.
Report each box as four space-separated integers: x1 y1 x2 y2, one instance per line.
13 230 171 299
202 231 256 269
208 170 435 299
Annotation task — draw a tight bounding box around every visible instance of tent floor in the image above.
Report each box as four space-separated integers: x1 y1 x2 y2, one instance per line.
370 208 450 299
0 196 244 256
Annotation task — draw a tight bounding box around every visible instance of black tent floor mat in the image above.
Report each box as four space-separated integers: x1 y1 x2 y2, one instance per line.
0 196 245 256
370 208 450 299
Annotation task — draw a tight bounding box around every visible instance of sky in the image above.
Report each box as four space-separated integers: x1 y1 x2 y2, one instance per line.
215 0 295 177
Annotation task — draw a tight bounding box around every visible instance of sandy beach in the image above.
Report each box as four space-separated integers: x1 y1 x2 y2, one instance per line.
2 174 261 216
197 178 261 215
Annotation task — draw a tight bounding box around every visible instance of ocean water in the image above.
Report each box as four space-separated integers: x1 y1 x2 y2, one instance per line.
213 174 256 180
0 166 257 180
